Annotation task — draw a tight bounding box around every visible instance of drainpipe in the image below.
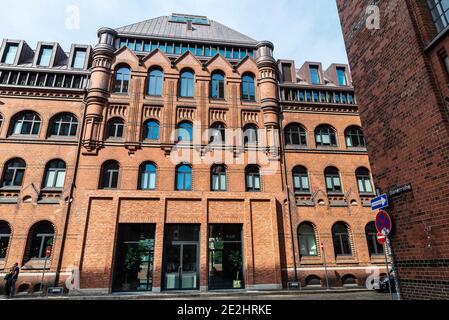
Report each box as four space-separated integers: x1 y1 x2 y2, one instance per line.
277 84 299 285
54 85 89 287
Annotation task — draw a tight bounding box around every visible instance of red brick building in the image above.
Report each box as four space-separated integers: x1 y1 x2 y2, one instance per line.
337 1 449 299
0 14 383 295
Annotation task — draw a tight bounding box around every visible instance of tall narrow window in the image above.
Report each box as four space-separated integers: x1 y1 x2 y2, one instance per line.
211 165 227 191
2 43 18 64
315 125 337 147
345 126 366 148
37 46 53 67
243 124 258 146
285 124 307 146
72 48 87 69
366 222 385 256
148 68 163 96
143 120 160 141
309 66 320 85
100 161 120 189
332 223 352 256
177 122 193 142
11 112 41 136
49 113 78 137
176 164 192 191
1 158 26 188
180 70 194 97
27 222 55 260
427 0 449 33
211 72 225 99
0 114 3 131
246 165 261 192
356 167 374 194
113 66 131 94
107 118 124 139
293 166 310 193
241 74 255 101
209 123 226 145
43 160 66 189
139 162 157 190
0 221 11 260
325 167 342 193
336 67 347 86
298 223 318 257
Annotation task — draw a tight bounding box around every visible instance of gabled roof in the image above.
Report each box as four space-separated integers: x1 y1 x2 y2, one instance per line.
115 14 258 46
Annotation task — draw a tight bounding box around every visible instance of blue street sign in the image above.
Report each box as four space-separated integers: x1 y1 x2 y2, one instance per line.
371 194 389 211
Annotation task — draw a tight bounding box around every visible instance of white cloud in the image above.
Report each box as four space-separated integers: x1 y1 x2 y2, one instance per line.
0 0 348 68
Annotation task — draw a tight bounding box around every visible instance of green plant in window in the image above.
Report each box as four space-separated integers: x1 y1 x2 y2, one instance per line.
229 250 243 288
124 245 141 286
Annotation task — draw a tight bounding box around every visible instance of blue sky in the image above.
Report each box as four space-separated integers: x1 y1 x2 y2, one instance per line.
0 0 348 68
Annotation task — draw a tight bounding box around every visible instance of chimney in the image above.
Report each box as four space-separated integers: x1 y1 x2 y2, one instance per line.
187 19 193 31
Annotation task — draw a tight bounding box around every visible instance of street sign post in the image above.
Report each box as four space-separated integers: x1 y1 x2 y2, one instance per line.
376 210 392 236
371 194 389 211
321 242 330 290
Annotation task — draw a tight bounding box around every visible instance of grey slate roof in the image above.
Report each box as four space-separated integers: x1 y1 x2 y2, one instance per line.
115 15 258 46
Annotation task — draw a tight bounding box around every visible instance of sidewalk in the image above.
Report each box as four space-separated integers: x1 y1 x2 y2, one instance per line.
1 287 376 300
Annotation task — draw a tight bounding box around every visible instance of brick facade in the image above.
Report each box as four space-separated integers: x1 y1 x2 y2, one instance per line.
0 14 384 295
337 0 449 299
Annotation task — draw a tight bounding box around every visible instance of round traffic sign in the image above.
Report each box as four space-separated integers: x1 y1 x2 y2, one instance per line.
376 210 392 236
377 232 386 245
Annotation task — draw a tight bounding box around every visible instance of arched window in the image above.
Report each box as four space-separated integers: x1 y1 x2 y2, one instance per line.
293 166 310 193
245 165 261 192
180 70 194 98
148 68 163 96
10 112 41 136
366 222 384 256
176 164 192 191
315 125 337 147
139 162 157 190
209 122 226 145
298 223 318 257
43 160 66 189
211 165 227 191
113 66 131 94
107 118 124 139
143 120 160 141
285 124 307 146
1 158 26 188
242 73 255 101
49 113 78 137
176 121 193 142
0 221 11 260
27 222 54 260
243 124 258 146
99 161 120 189
306 276 322 287
345 126 366 148
211 71 225 99
356 167 373 194
332 223 352 256
342 275 358 287
325 167 342 193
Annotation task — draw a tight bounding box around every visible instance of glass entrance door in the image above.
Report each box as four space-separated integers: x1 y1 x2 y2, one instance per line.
164 225 200 290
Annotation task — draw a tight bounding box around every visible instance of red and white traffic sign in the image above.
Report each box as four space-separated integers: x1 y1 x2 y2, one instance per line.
320 242 324 250
377 232 387 245
45 246 52 258
376 210 392 236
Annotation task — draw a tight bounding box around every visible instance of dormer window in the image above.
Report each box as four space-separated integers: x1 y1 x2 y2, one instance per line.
337 67 347 86
72 48 86 69
309 66 320 85
37 46 53 67
2 43 18 64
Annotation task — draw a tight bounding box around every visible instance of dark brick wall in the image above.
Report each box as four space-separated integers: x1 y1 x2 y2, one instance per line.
337 0 449 299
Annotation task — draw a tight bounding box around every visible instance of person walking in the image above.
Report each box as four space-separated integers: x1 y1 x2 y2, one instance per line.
3 266 13 298
9 263 20 298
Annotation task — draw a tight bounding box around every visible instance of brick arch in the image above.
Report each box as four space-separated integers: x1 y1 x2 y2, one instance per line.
22 220 57 264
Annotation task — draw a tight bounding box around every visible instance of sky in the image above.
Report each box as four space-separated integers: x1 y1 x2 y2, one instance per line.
0 0 348 68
